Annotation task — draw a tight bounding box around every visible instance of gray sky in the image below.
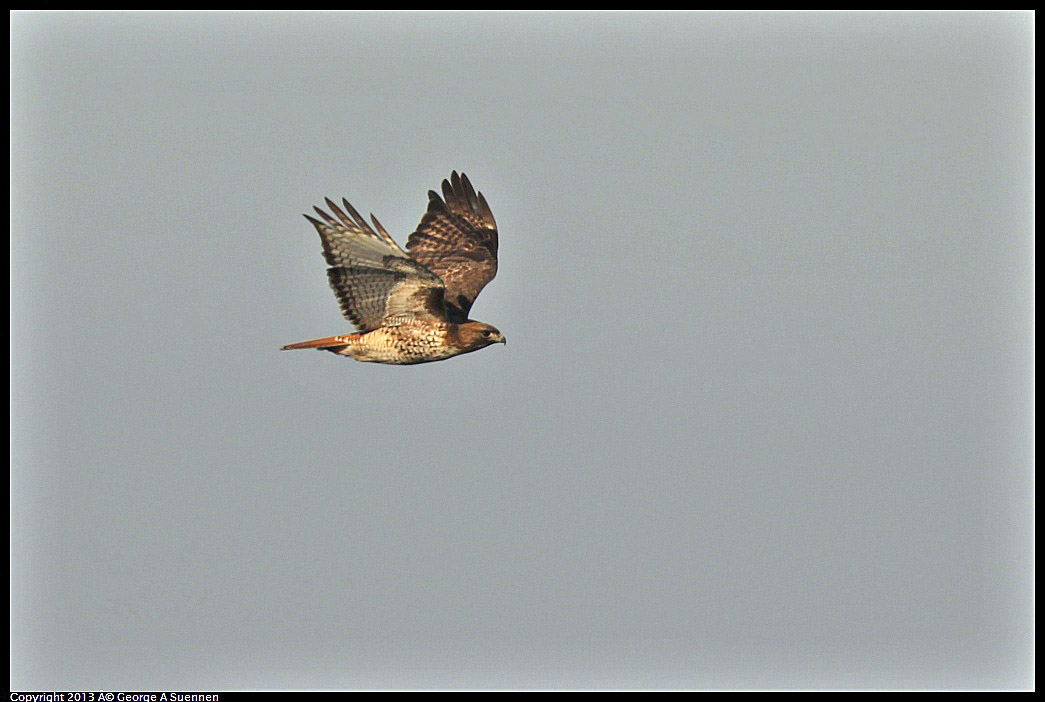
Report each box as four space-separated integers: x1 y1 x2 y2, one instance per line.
10 11 1034 690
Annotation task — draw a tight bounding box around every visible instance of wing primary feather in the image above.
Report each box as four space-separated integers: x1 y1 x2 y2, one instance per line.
313 205 338 225
324 197 356 231
341 198 372 232
460 172 480 212
477 191 496 228
370 213 397 247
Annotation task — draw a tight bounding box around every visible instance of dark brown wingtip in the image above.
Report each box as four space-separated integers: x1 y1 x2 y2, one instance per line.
426 188 449 214
370 213 391 239
438 171 489 222
312 204 338 226
341 198 368 226
476 191 496 229
458 171 474 194
459 173 480 212
324 197 352 227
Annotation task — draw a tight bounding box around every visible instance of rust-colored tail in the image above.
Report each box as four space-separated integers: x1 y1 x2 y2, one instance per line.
281 334 360 351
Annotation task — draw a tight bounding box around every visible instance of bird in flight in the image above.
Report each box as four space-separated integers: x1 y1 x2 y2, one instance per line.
282 171 505 364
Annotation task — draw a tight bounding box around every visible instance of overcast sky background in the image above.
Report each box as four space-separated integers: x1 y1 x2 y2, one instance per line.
10 11 1033 691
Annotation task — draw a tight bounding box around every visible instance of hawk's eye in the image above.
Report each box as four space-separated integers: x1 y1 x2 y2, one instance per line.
481 330 492 337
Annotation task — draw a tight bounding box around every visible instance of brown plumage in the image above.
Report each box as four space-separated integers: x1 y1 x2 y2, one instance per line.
282 171 505 364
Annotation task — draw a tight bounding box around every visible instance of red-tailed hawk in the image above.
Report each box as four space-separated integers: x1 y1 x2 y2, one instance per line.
282 171 505 364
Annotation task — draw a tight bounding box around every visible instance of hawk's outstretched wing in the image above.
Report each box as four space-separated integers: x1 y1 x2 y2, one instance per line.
304 198 447 333
406 171 498 323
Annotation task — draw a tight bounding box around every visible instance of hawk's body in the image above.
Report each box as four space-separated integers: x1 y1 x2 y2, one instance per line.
282 172 505 364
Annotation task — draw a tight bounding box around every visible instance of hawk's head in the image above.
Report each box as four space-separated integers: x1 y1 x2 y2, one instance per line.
457 321 506 352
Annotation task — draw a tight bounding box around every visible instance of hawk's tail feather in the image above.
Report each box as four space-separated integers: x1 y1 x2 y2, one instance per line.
281 334 360 351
